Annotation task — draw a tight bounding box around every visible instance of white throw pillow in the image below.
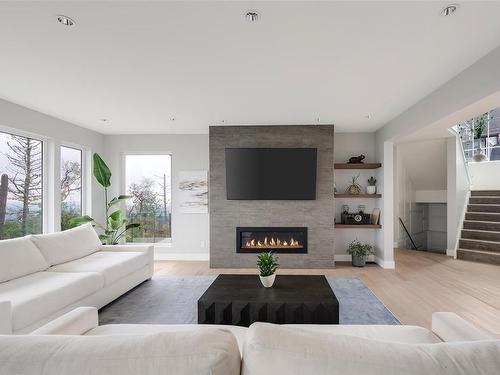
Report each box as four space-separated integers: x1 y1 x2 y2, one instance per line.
0 328 241 375
242 322 500 375
0 236 49 283
31 224 102 266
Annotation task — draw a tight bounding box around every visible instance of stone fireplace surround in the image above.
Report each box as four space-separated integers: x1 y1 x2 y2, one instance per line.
209 125 335 268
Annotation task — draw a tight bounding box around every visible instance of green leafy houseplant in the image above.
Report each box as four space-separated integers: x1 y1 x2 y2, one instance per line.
69 153 140 244
257 252 279 276
347 239 374 267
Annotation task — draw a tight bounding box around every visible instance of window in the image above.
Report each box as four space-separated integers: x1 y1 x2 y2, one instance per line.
457 107 500 162
125 154 171 243
0 131 43 239
60 146 82 230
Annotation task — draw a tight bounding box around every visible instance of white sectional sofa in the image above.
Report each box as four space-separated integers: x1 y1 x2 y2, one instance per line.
0 224 153 334
1 307 498 375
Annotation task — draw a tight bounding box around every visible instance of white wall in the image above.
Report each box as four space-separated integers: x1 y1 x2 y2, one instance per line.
0 98 105 228
103 134 209 259
470 161 500 190
334 133 378 261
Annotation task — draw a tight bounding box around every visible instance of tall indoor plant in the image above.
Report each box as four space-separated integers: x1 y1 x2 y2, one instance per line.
473 113 488 162
70 153 139 244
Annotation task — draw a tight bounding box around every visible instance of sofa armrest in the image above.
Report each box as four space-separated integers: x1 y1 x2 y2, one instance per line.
101 244 154 278
30 307 98 335
432 312 496 342
0 301 12 334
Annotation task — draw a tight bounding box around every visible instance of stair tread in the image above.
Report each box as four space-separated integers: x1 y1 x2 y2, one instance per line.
462 229 500 234
459 238 500 245
458 248 500 256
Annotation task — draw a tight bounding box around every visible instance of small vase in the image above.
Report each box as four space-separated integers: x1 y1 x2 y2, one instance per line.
352 255 366 267
473 151 487 162
260 274 276 288
366 186 377 194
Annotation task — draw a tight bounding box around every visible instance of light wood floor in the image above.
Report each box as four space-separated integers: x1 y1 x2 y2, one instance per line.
154 249 500 334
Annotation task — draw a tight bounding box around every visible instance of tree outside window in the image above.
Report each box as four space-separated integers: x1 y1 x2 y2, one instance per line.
125 155 171 243
60 146 82 230
0 131 43 239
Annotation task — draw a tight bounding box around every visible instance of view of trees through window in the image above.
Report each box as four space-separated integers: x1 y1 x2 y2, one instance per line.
61 146 82 230
0 131 43 239
125 154 171 243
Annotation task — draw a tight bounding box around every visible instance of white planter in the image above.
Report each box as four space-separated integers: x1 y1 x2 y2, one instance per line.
259 274 276 288
366 186 377 194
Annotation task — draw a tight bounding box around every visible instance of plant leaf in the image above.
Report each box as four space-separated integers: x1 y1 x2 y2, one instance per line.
126 223 140 230
108 195 131 207
68 215 94 226
93 153 111 188
108 209 125 230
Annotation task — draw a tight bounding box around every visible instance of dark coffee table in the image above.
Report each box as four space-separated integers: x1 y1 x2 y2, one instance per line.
198 274 339 326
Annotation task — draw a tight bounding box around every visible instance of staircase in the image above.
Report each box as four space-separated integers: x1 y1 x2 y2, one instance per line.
457 190 500 265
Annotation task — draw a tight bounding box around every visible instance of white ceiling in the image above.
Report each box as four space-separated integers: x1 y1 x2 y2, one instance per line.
1 1 500 135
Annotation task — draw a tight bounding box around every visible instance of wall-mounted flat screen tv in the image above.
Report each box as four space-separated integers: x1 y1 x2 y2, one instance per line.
225 148 317 200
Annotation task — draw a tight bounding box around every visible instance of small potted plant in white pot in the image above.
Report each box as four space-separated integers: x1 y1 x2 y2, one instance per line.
367 176 377 194
347 239 374 267
257 252 279 288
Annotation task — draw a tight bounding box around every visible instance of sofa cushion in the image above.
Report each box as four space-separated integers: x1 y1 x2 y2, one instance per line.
31 224 102 266
242 323 500 375
0 271 103 331
284 324 441 344
87 324 248 354
49 251 149 286
0 329 241 375
0 236 48 283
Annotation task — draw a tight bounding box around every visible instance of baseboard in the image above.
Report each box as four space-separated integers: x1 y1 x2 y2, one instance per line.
375 256 395 269
334 254 376 262
155 252 209 261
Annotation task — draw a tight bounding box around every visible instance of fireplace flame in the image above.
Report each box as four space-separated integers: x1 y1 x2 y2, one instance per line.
244 236 302 249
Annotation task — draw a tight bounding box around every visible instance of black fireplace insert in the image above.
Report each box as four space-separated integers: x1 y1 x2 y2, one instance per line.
236 227 307 254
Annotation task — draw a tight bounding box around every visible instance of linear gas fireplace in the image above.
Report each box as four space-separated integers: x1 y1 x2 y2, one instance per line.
236 227 307 254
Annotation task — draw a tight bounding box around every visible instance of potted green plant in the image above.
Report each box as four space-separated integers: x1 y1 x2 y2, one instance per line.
256 252 279 288
69 153 140 244
347 239 374 267
367 176 377 194
473 113 488 162
345 174 361 195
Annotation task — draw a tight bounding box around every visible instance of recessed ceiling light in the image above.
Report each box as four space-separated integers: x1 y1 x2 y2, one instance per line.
57 15 76 27
245 11 260 23
440 4 458 17
170 117 175 121
365 114 372 120
100 118 109 123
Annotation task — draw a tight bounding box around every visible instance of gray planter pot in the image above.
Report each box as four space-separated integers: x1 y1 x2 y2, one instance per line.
352 254 366 267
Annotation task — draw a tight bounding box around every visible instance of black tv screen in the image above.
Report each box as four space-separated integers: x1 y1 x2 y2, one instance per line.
225 148 317 200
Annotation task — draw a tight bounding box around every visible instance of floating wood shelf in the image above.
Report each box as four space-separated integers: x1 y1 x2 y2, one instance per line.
334 163 382 169
334 194 381 198
334 224 382 229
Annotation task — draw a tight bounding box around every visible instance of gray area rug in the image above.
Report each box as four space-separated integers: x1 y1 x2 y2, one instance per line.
99 276 400 325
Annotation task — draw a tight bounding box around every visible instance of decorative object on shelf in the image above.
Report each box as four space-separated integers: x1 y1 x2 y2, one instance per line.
69 153 140 245
257 252 279 288
348 154 365 164
347 239 374 267
178 170 208 213
367 176 377 194
371 208 381 225
473 113 488 162
345 174 361 195
334 182 337 193
342 212 371 225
